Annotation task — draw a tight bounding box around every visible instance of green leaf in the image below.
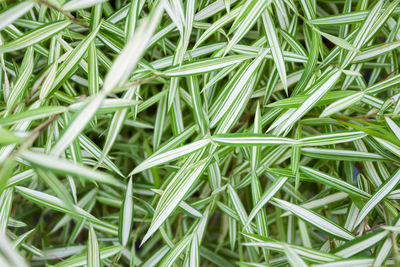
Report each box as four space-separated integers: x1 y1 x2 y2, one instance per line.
300 166 370 199
130 139 210 175
317 30 359 52
271 198 354 240
320 91 364 117
63 0 108 11
163 55 254 76
283 243 308 267
55 245 121 267
87 224 100 267
262 9 287 91
159 234 192 266
18 150 122 187
0 20 71 53
354 169 400 227
311 259 374 267
188 234 200 267
0 234 29 267
301 148 385 161
118 177 133 247
0 106 67 126
6 46 34 110
225 0 270 54
272 68 342 135
141 148 210 244
333 229 388 258
246 177 287 227
243 233 341 263
15 186 118 235
0 128 21 145
51 2 164 156
0 1 35 31
51 23 102 95
299 131 366 147
212 133 297 146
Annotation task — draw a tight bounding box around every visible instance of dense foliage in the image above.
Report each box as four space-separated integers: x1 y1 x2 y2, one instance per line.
1 0 400 266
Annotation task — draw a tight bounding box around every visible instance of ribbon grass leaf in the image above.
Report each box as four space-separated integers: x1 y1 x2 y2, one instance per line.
2 0 400 265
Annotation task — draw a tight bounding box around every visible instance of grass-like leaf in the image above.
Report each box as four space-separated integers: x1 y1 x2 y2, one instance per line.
2 0 400 265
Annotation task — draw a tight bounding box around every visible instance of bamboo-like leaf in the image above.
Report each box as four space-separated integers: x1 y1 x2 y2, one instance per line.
354 169 400 227
243 233 341 263
0 1 35 31
0 234 29 267
224 0 271 54
163 55 253 76
130 139 210 175
354 41 400 62
262 9 287 91
299 131 366 147
317 30 358 52
194 7 241 49
99 87 137 166
0 188 13 235
152 189 202 218
55 246 121 267
212 133 297 146
333 229 388 258
51 23 102 95
101 2 164 95
341 0 400 68
3 0 400 264
39 62 58 100
301 148 385 161
188 234 199 267
0 20 71 53
18 150 121 186
188 75 207 135
320 92 364 117
300 166 369 199
212 131 366 147
210 50 268 131
385 117 400 141
88 42 99 97
246 177 287 226
141 149 210 244
51 2 164 156
272 68 342 135
7 46 34 110
312 259 374 267
159 234 192 266
271 198 354 240
267 91 357 109
118 177 133 247
63 0 108 11
0 128 21 145
15 186 118 235
87 224 100 267
0 106 67 126
283 244 308 267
